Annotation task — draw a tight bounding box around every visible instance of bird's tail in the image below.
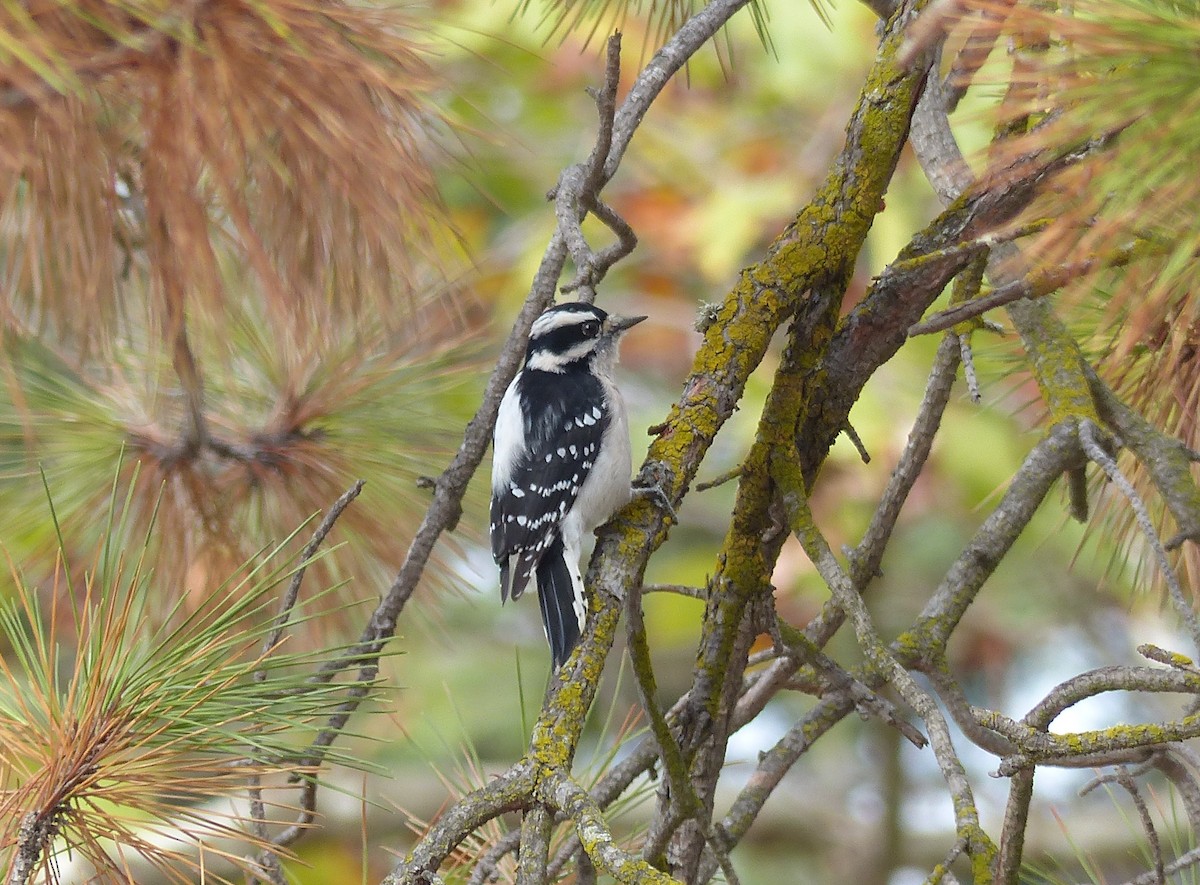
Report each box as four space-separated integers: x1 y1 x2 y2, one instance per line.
535 535 586 668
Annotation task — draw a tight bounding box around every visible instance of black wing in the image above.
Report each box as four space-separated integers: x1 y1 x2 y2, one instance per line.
490 369 610 602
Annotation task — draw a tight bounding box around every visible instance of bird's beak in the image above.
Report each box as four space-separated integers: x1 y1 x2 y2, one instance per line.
606 314 648 335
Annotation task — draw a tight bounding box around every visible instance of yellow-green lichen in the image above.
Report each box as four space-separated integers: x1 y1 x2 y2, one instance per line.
1007 297 1101 425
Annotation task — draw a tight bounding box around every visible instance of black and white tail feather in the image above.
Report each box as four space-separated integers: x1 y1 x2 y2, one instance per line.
490 302 645 668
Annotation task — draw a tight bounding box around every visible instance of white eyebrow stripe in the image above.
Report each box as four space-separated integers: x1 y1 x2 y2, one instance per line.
531 309 600 337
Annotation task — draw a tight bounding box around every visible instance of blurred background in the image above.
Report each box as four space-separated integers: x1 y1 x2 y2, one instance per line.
0 0 1189 882
360 2 1180 883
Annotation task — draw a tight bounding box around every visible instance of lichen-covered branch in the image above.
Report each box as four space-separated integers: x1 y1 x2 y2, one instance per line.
384 763 534 885
540 774 678 885
389 9 1200 885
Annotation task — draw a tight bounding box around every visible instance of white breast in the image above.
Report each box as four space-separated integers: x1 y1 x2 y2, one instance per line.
560 374 631 551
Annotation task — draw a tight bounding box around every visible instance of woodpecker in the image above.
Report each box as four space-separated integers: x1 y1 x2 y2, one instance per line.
490 302 645 667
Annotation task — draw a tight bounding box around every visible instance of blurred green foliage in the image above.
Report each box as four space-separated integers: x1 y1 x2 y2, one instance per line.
0 0 1175 878
343 0 1162 881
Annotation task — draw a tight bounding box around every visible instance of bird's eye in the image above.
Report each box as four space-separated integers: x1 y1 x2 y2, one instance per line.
581 320 600 337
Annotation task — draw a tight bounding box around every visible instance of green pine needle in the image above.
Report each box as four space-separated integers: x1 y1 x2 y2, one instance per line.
0 467 391 883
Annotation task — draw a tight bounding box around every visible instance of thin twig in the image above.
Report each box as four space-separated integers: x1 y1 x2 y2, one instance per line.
642 583 707 599
1115 767 1167 885
994 767 1034 885
847 333 960 591
260 480 367 665
468 830 521 885
695 465 742 492
1085 366 1200 551
957 333 980 403
582 36 623 198
1023 664 1200 731
1115 847 1200 885
842 421 871 464
556 34 627 299
1079 420 1200 654
909 257 1111 336
1146 748 1200 841
941 0 1015 111
927 837 968 885
245 481 365 877
1138 643 1200 675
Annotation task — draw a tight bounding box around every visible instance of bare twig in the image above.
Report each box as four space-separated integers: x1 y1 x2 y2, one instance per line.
957 334 981 403
244 480 365 877
468 830 521 885
842 421 871 464
943 11 1009 110
909 254 1133 336
642 583 707 599
994 767 1034 885
849 333 960 588
1025 664 1200 731
261 480 367 664
554 35 630 299
1079 420 1200 654
1116 847 1200 885
928 838 968 885
1086 367 1200 551
695 465 743 492
1146 748 1200 841
1115 767 1167 885
1139 643 1200 675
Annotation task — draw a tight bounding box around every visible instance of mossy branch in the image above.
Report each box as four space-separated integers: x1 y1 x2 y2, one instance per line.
383 763 535 885
984 711 1200 776
540 774 680 885
1087 366 1200 551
